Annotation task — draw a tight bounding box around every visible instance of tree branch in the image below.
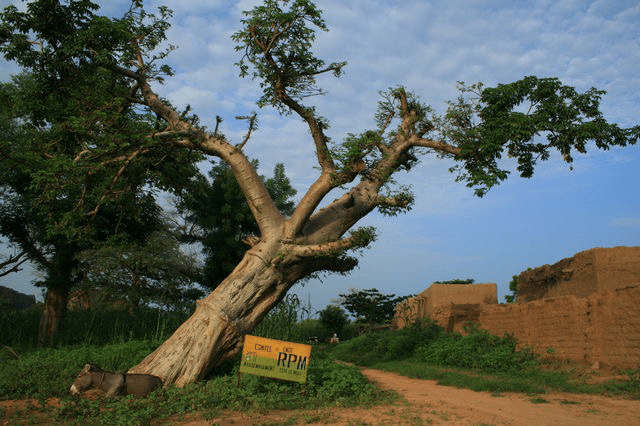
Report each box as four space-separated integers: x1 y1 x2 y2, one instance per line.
275 228 374 265
0 250 29 278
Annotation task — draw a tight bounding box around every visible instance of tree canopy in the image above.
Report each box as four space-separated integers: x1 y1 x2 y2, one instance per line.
339 288 411 324
0 2 202 345
176 161 297 292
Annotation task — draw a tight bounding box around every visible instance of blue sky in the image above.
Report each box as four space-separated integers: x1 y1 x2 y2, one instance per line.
1 0 639 315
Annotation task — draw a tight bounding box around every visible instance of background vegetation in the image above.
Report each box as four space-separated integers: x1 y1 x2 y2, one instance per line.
2 299 639 424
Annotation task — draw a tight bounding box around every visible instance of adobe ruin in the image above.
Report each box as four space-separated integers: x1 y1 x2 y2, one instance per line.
393 246 640 369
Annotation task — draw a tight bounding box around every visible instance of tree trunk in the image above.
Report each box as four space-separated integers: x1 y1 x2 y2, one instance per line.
37 287 69 347
128 241 304 386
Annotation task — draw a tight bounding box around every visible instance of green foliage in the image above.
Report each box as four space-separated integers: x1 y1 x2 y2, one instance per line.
330 321 537 373
339 288 412 324
0 340 159 399
330 319 444 365
1 344 393 424
318 305 349 335
433 278 475 284
0 0 202 344
0 306 189 351
296 318 329 342
600 370 640 398
415 325 536 372
231 0 346 112
0 304 41 349
253 294 303 341
505 275 519 303
76 230 204 312
178 161 296 291
445 77 639 197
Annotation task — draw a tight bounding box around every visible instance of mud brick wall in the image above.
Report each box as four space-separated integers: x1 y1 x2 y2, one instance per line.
425 284 497 313
392 284 496 329
478 285 640 369
518 246 640 302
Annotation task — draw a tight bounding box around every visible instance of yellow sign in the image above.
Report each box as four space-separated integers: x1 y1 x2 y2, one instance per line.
240 335 311 383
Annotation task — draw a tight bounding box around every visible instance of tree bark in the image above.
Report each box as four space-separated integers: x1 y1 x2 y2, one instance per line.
37 287 69 347
128 240 306 386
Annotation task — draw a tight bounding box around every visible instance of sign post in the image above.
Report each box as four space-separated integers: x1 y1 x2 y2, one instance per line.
239 335 312 383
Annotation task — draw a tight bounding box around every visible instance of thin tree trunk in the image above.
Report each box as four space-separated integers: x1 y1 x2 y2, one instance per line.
37 287 69 347
128 242 302 386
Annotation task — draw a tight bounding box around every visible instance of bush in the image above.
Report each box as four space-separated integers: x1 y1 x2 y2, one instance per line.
0 304 41 348
296 318 330 342
329 319 444 365
416 326 536 372
0 340 159 399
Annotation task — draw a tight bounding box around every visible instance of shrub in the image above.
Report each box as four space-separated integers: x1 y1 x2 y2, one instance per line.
416 326 536 372
329 319 444 365
296 318 330 342
0 340 159 399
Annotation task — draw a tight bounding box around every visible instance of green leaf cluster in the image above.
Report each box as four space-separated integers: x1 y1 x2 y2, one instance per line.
232 0 346 112
177 161 297 291
339 288 412 325
318 304 349 335
446 77 639 196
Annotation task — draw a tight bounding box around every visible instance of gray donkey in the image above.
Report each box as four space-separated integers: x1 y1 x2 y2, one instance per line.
70 364 162 397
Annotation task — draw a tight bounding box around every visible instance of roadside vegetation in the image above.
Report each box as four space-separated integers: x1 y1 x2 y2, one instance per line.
2 298 638 424
0 297 395 425
328 319 640 399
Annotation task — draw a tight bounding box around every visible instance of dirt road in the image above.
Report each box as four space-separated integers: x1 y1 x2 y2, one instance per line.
4 368 639 425
356 367 640 425
202 368 640 425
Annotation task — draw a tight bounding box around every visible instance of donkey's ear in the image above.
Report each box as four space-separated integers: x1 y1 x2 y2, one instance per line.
82 364 91 372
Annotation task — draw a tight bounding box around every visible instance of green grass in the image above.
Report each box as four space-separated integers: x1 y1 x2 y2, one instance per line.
0 297 399 424
1 342 397 425
0 340 161 399
3 305 639 424
327 320 640 399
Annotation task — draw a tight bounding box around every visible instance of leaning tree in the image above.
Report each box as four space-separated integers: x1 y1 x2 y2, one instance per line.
2 0 637 385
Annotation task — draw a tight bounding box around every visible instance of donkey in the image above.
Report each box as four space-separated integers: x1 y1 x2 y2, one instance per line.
70 364 162 397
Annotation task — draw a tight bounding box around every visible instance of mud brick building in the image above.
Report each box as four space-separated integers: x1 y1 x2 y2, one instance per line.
393 246 640 369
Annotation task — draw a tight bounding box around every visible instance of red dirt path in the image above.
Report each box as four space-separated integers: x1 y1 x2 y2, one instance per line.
3 368 639 425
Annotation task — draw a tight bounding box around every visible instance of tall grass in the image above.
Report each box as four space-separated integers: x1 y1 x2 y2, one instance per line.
0 305 190 351
0 295 398 425
252 294 304 342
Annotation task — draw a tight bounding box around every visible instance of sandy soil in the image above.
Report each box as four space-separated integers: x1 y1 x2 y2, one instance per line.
3 368 639 425
169 368 640 425
355 368 640 425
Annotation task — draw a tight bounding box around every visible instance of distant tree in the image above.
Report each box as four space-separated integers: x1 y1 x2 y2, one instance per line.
318 304 349 335
504 275 518 303
434 279 475 284
339 288 412 324
176 161 296 291
76 229 205 313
